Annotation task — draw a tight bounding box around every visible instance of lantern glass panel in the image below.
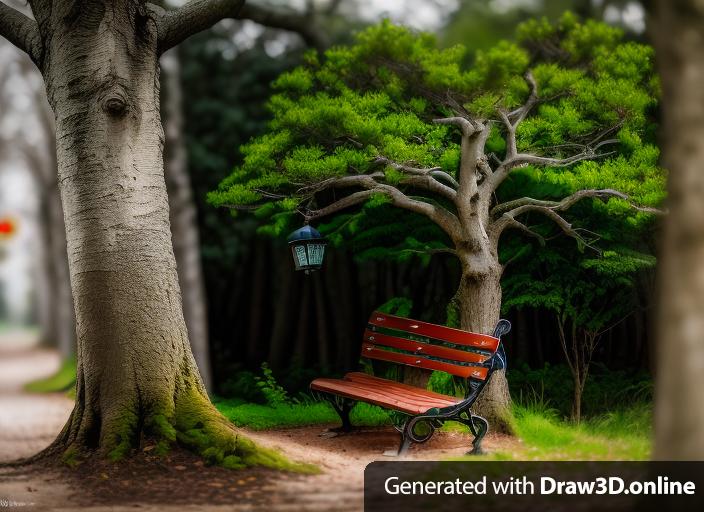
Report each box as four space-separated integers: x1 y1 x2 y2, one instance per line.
307 244 326 266
293 245 308 268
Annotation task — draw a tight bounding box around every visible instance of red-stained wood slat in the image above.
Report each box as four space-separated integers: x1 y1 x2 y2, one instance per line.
368 312 500 351
344 372 461 403
363 329 490 364
360 342 489 380
310 376 461 415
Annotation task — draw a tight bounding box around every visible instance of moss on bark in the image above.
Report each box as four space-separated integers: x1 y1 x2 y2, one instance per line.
55 371 316 474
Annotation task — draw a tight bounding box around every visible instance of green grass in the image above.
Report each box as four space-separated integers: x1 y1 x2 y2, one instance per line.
217 396 651 461
457 402 652 462
214 397 391 430
25 355 77 393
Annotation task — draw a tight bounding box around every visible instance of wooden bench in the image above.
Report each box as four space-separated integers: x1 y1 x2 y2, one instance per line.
311 311 511 456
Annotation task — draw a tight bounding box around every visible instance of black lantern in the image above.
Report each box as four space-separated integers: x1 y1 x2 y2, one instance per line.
287 225 327 273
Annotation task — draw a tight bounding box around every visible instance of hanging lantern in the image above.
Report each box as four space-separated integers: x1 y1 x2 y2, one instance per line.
287 225 327 274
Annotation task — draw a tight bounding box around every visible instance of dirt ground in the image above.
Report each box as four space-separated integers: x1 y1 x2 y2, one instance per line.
0 341 517 511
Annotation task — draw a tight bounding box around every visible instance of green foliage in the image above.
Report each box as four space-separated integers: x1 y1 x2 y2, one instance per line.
255 362 290 405
212 17 662 272
214 398 390 431
509 362 653 418
376 296 413 317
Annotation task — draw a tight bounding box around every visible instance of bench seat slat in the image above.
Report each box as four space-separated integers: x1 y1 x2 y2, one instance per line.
311 372 461 415
344 372 461 403
368 313 500 351
363 329 490 364
361 342 490 380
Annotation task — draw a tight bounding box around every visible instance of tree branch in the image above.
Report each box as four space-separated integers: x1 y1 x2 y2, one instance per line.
0 1 42 64
305 190 375 220
499 217 545 245
153 0 245 53
486 146 617 195
433 116 478 137
296 173 383 196
489 188 665 245
495 71 538 162
238 2 327 50
399 175 459 203
373 156 458 202
153 0 328 54
374 156 459 188
304 178 462 241
508 71 538 126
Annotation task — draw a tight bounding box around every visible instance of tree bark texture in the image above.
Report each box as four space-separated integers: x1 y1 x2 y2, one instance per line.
15 0 279 466
161 47 211 391
651 0 704 460
454 254 511 432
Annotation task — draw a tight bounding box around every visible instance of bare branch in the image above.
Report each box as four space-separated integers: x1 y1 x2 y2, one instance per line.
508 71 538 126
152 0 245 53
305 190 375 220
398 247 458 257
510 150 617 169
239 2 327 50
433 116 477 136
304 177 462 241
373 156 458 202
296 173 383 196
374 156 458 188
221 203 260 211
399 175 458 202
500 217 545 244
0 1 42 64
154 0 327 54
486 147 617 194
496 71 538 162
369 184 462 240
490 188 665 245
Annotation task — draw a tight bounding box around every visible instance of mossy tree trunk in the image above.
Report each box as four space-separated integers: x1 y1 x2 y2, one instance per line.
0 0 316 468
41 0 238 463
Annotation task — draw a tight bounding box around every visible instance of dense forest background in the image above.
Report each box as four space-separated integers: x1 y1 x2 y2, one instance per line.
179 0 656 418
0 0 656 420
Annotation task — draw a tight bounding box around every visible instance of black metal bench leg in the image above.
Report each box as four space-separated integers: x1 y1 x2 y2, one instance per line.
467 415 488 455
397 431 412 456
328 396 354 433
384 426 412 457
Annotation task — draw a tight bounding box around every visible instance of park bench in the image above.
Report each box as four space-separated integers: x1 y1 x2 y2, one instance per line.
311 311 511 456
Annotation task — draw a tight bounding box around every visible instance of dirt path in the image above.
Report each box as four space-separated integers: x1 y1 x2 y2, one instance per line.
0 340 74 463
0 343 514 511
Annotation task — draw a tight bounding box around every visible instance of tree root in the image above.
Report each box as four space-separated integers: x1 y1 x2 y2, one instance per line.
3 378 317 474
170 386 317 472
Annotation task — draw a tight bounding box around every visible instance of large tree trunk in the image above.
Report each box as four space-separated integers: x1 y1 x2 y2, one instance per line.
161 47 211 391
455 255 512 433
651 0 704 460
38 1 279 467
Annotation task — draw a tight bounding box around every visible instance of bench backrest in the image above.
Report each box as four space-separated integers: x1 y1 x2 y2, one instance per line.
362 311 504 382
